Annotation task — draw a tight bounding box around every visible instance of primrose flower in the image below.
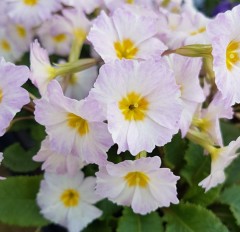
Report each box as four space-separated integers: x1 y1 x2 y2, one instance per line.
88 7 167 63
207 4 240 105
34 80 113 166
0 58 29 136
193 93 233 146
29 40 55 95
89 59 182 155
33 136 85 176
37 14 73 56
6 23 33 53
199 136 240 192
0 29 23 62
96 156 180 215
37 172 102 232
6 0 62 27
165 54 205 137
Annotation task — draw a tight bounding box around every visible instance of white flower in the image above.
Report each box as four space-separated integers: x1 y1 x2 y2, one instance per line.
96 157 180 215
37 171 102 232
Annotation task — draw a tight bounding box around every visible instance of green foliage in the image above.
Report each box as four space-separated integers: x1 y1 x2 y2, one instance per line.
96 199 121 221
117 208 163 232
221 121 240 146
219 185 240 226
83 221 111 232
0 176 49 227
163 133 187 170
164 202 228 232
180 143 210 185
183 185 221 207
3 143 40 173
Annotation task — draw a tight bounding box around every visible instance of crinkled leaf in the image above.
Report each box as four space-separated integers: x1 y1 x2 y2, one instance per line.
180 143 210 185
220 185 240 226
0 176 49 227
163 133 187 170
96 199 121 221
183 185 221 206
117 208 164 232
210 204 240 232
164 202 228 232
83 221 111 232
3 143 40 173
221 121 240 146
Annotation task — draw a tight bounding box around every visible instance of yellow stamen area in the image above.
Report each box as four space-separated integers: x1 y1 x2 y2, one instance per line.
53 34 67 43
1 39 11 52
126 0 134 3
190 27 206 36
16 25 26 38
124 171 149 188
67 113 89 136
226 40 240 71
114 39 138 59
73 29 86 43
23 0 38 6
60 189 80 207
0 89 3 103
69 74 78 86
119 92 148 121
193 118 211 132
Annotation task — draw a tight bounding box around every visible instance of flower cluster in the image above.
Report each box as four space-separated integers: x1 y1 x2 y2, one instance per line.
0 0 240 231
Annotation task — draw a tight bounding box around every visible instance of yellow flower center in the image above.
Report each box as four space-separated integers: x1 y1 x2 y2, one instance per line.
119 92 149 121
53 34 67 43
0 89 3 103
124 171 149 188
226 40 240 71
23 0 38 6
192 117 211 132
60 189 80 207
16 25 26 38
67 113 89 136
114 39 138 59
190 27 206 36
126 0 134 3
1 39 11 51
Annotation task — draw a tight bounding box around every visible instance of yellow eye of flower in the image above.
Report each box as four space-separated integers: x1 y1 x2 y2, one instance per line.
124 171 149 188
1 40 11 52
53 34 67 43
226 40 240 71
0 89 3 103
23 0 38 6
67 113 89 136
60 189 80 207
16 25 26 38
114 39 138 59
119 92 149 121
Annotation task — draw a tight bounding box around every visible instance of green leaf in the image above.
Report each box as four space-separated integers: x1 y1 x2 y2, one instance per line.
0 176 49 227
164 202 228 232
163 133 187 170
220 185 240 226
83 221 111 232
225 156 240 186
183 185 221 207
96 199 121 221
210 204 240 232
180 143 210 185
3 143 40 173
117 207 164 232
221 121 240 146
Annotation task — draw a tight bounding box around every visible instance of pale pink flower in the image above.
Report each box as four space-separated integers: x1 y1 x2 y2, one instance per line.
96 157 179 215
89 59 182 155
